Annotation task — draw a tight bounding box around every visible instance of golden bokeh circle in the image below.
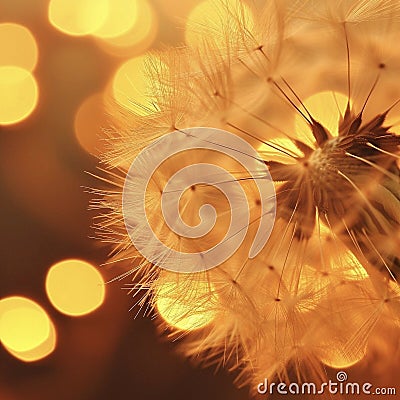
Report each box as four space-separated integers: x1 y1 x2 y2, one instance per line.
5 320 57 363
0 66 38 126
0 296 56 362
48 0 109 36
112 56 161 116
92 0 138 39
74 93 108 156
95 1 157 58
0 23 38 71
295 91 349 144
46 259 105 317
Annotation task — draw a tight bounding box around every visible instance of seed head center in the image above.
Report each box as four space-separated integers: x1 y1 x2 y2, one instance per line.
307 137 341 188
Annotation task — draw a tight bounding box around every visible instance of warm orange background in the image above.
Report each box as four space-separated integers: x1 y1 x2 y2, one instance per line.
0 1 398 400
0 1 249 399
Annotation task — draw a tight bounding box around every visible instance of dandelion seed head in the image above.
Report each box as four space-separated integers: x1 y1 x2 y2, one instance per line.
94 0 400 395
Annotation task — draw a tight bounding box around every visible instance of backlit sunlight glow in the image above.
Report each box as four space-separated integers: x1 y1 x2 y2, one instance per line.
155 279 217 331
45 259 105 316
387 116 400 136
48 0 109 36
315 315 369 369
313 280 374 369
392 122 400 135
295 91 349 144
0 23 38 71
92 0 138 39
112 56 163 116
0 66 38 125
338 250 369 280
0 296 56 362
258 138 301 164
320 347 367 369
318 223 369 280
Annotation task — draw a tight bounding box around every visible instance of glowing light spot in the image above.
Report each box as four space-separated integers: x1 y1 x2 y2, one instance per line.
314 282 375 368
387 116 400 136
339 250 369 280
156 277 217 331
92 0 138 39
310 222 369 281
185 0 254 50
46 259 105 316
95 1 157 58
392 122 400 135
48 0 109 36
74 93 108 156
0 296 56 362
0 66 38 126
296 91 349 144
318 222 331 236
5 320 57 363
112 56 164 116
296 265 331 308
386 118 400 169
320 346 366 369
0 23 38 71
258 138 301 164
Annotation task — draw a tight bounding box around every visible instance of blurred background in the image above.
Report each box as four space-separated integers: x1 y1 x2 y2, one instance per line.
0 0 249 399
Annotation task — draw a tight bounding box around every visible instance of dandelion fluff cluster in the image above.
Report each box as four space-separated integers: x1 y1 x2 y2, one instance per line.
93 0 400 395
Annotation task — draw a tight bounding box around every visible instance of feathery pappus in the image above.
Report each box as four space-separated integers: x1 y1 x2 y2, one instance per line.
91 0 400 397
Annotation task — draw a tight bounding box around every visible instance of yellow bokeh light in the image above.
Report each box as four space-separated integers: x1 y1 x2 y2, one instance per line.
185 0 254 50
295 91 349 144
5 320 57 363
45 259 105 316
0 23 38 71
155 278 217 331
48 0 109 36
92 0 138 39
0 296 55 361
96 1 157 58
74 93 108 156
112 55 163 116
0 66 38 126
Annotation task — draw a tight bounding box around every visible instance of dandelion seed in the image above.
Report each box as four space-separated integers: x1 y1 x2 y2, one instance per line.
94 0 400 396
